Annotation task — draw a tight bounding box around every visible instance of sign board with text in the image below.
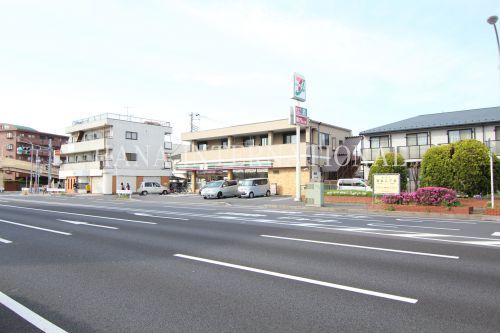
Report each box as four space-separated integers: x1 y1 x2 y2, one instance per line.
373 173 400 195
295 106 308 126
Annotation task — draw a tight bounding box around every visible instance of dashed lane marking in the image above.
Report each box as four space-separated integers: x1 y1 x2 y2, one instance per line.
0 219 71 236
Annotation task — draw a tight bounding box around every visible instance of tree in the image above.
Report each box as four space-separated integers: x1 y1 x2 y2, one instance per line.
368 152 408 191
420 145 454 188
451 139 490 196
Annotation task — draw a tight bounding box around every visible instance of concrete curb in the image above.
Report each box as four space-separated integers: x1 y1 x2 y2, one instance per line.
263 204 500 222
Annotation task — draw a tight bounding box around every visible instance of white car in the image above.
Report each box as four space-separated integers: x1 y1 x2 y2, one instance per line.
337 178 372 191
238 178 270 198
201 180 238 199
138 181 170 195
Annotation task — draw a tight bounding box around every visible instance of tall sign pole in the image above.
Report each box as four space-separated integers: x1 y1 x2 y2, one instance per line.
48 138 53 187
291 73 307 202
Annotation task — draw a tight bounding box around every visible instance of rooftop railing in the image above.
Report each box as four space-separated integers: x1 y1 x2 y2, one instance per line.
72 113 171 127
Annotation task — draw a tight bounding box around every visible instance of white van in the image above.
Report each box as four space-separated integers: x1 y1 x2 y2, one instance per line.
138 181 170 195
337 178 372 191
201 180 239 199
238 178 271 198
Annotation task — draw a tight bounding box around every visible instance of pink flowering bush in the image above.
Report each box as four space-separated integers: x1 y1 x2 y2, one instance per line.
381 187 458 206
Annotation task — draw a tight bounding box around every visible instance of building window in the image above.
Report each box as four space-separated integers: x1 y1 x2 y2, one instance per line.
406 132 428 146
243 136 255 147
283 132 296 144
370 136 390 148
260 135 268 146
125 131 138 140
82 155 87 161
319 133 330 147
6 132 13 139
197 141 208 151
448 129 473 143
126 153 137 161
6 144 13 150
495 126 500 141
221 138 228 149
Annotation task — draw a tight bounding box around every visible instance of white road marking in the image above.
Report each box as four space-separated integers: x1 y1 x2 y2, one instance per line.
261 235 459 259
396 218 476 225
133 213 189 221
492 232 500 237
0 290 68 333
462 241 500 247
0 204 157 225
0 219 71 235
255 210 302 214
57 219 119 230
217 212 266 217
367 223 460 231
0 237 12 244
271 197 293 202
278 217 311 221
174 254 418 304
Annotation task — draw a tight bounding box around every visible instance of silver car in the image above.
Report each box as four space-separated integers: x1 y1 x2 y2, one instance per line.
238 178 270 198
201 180 239 199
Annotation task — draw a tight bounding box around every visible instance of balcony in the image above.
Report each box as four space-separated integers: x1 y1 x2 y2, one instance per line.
178 143 307 169
61 138 113 154
397 145 431 160
361 147 393 162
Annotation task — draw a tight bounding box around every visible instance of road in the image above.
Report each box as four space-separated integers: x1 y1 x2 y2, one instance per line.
1 194 499 332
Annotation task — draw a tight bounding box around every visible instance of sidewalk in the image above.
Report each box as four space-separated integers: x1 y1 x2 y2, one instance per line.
263 201 500 222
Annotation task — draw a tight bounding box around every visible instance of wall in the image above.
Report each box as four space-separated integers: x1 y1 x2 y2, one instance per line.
268 167 309 196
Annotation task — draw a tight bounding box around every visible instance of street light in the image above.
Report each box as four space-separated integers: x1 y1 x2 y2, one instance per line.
487 15 499 209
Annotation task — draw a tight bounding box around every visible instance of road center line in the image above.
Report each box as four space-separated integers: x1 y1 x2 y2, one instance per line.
0 219 71 235
0 204 157 225
57 219 119 229
0 290 68 333
174 254 418 304
260 235 459 259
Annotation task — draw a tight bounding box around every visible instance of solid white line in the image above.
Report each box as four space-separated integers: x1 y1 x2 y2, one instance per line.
57 219 119 230
492 232 500 237
0 290 68 333
0 204 157 225
133 213 189 221
396 218 476 225
174 254 418 303
367 223 460 231
0 236 12 244
261 235 459 259
0 219 71 236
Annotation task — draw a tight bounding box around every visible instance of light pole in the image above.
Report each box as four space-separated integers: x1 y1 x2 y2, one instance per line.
487 15 499 208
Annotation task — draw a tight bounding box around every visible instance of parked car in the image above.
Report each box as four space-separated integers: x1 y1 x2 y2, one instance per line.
138 181 170 195
238 178 270 198
337 178 372 191
201 180 238 199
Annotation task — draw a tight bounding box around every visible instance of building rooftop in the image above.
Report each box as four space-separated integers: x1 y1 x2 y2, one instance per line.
72 113 171 127
0 123 38 132
360 106 500 135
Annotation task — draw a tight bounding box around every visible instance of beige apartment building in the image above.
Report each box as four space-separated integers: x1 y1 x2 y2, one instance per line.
178 119 353 195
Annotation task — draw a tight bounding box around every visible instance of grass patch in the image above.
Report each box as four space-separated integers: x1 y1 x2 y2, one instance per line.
324 190 373 197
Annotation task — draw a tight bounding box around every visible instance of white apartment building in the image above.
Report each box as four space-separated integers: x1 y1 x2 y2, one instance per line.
59 113 173 194
360 106 500 190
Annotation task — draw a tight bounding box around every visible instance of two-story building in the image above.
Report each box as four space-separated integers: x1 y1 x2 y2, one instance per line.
59 113 173 194
177 119 353 195
360 106 500 190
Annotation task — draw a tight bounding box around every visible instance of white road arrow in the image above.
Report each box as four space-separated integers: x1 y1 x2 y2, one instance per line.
57 219 118 230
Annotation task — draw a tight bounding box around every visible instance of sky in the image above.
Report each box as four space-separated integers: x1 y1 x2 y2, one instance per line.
1 0 499 142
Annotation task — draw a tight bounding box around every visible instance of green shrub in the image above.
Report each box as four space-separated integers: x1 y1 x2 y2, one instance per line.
420 145 454 188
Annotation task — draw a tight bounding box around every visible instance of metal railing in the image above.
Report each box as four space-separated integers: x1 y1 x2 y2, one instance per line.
72 113 171 127
397 145 431 160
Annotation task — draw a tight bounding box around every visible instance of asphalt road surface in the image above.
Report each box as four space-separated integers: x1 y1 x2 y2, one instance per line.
1 194 499 332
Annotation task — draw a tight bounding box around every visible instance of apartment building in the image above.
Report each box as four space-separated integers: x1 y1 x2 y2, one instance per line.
0 123 68 190
178 119 352 195
360 106 500 190
59 113 173 194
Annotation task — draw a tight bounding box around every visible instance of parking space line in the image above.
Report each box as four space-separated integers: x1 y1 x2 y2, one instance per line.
0 219 71 236
0 236 12 244
174 254 418 304
260 235 459 259
0 290 68 333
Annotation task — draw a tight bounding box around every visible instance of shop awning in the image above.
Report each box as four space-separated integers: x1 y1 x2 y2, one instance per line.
176 160 273 171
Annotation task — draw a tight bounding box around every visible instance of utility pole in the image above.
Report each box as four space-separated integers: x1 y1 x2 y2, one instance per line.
47 138 53 187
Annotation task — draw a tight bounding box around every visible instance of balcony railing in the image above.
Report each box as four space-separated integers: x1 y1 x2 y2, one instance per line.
361 147 392 162
397 145 431 160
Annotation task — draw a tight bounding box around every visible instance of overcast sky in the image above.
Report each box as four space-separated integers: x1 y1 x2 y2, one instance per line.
1 0 499 141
